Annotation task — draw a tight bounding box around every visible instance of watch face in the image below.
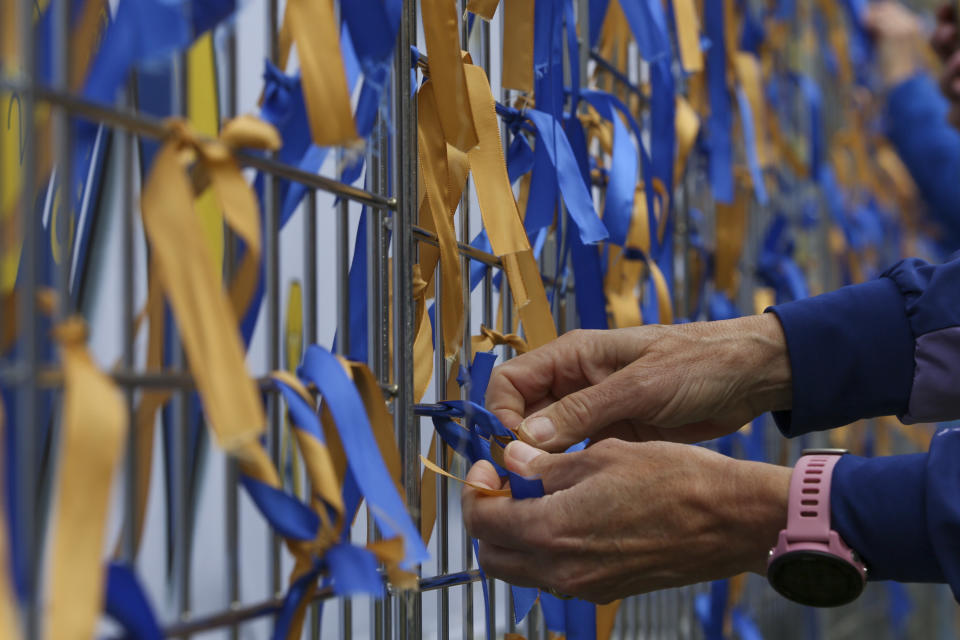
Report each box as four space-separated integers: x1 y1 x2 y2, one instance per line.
768 550 865 607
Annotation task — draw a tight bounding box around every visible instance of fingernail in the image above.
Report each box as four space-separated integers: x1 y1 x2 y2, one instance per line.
519 416 556 445
505 440 543 467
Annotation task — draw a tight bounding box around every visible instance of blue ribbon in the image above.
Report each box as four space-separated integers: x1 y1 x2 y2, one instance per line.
564 115 609 329
526 109 609 245
705 0 734 204
619 0 671 62
83 0 237 105
104 563 164 640
735 86 768 206
299 346 428 567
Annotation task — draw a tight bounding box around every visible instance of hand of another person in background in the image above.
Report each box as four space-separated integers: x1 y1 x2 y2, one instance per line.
932 4 959 62
485 314 791 453
462 439 790 603
932 4 960 127
865 2 924 87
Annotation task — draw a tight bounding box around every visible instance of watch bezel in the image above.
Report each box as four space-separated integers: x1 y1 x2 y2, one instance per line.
767 549 865 608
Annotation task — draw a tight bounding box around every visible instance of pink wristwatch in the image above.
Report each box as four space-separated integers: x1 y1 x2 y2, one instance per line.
767 448 867 607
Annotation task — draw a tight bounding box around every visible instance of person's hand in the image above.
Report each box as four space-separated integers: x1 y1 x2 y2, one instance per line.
864 2 923 87
932 4 959 62
932 4 960 127
462 439 790 603
485 314 791 453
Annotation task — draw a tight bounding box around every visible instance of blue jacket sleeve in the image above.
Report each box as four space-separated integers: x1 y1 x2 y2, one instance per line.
830 429 960 598
770 255 960 596
885 73 960 248
770 254 960 436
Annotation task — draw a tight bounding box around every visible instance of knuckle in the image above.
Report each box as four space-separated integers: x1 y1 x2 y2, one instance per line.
559 391 593 425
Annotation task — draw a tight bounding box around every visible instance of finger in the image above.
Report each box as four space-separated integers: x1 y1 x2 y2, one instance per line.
485 347 563 431
502 441 582 494
515 373 634 452
464 459 501 491
462 485 549 550
475 541 545 588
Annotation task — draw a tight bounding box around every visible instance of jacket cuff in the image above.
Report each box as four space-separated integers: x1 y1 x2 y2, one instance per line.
831 453 942 582
768 279 915 436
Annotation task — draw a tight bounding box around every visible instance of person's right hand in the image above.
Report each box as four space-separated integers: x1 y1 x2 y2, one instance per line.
485 314 792 453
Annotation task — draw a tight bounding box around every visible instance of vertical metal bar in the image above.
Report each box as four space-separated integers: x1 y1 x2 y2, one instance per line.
305 188 321 640
265 0 283 600
394 1 422 637
366 168 384 640
52 0 71 312
435 269 450 640
15 0 40 634
224 21 241 640
337 163 353 640
171 50 193 632
483 267 495 638
121 98 138 564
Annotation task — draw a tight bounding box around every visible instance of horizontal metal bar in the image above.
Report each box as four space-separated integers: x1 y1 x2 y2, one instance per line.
0 79 396 210
0 365 399 397
158 570 485 637
413 226 501 267
419 569 484 592
589 50 645 99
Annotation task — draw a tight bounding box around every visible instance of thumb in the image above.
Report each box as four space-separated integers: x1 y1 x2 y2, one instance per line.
516 378 628 452
503 441 570 494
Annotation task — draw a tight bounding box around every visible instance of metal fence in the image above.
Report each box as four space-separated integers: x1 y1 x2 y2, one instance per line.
1 0 956 638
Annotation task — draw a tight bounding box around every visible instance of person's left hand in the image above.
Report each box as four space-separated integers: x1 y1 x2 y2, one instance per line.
462 439 790 603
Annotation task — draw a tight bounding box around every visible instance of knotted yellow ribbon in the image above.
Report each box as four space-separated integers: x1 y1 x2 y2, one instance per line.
141 116 277 453
46 315 127 640
472 325 529 354
464 63 556 348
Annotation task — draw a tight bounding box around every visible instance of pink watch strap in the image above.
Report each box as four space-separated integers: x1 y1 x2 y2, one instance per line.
784 453 842 544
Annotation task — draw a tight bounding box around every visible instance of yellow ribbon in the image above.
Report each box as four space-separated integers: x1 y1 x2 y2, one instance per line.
280 0 358 146
674 96 701 185
714 173 749 298
732 52 770 170
467 0 500 20
464 63 557 348
418 82 465 359
46 316 127 640
673 0 703 72
282 281 306 499
140 117 277 453
502 0 535 92
422 0 480 151
472 325 529 354
187 32 225 275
